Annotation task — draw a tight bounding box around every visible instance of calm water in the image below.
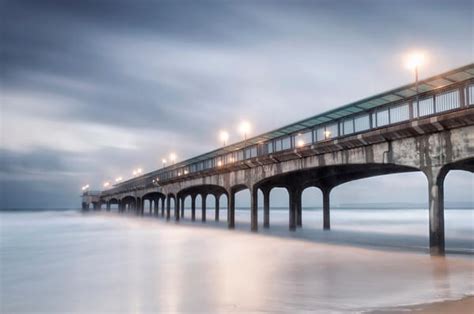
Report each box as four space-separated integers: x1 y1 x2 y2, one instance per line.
1 209 473 313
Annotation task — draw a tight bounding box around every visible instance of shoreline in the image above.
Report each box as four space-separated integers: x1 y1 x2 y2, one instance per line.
370 295 474 313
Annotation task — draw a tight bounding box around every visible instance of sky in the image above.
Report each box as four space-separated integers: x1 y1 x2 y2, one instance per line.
1 0 473 209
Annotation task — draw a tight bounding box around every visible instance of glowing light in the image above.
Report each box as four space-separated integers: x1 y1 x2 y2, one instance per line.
297 139 305 147
103 182 110 188
219 130 229 146
169 153 177 163
115 177 123 182
239 121 251 138
81 184 90 191
162 159 167 164
137 168 143 174
404 51 425 70
324 130 331 139
217 160 223 167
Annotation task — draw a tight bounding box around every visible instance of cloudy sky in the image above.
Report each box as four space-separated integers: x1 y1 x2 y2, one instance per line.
1 0 473 209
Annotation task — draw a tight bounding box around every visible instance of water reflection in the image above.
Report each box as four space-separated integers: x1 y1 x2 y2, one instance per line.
0 210 472 313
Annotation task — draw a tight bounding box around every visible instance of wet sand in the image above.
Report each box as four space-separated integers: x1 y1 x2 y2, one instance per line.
372 295 474 313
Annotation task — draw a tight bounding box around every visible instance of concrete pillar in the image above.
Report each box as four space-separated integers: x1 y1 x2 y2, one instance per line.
228 191 235 229
322 188 331 230
263 188 270 228
154 198 158 216
250 187 258 232
137 197 143 216
175 197 180 221
166 197 171 221
424 167 447 256
215 195 220 221
288 188 297 231
181 197 185 218
296 189 302 228
161 197 165 217
191 194 196 221
201 193 207 222
106 202 111 211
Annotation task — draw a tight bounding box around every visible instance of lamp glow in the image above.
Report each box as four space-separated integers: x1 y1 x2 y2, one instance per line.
405 51 425 70
169 153 177 163
219 130 229 146
297 139 305 147
239 121 251 138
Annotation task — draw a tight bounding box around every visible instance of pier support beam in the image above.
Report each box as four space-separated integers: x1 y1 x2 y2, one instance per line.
175 197 180 221
166 197 171 221
228 191 235 229
250 187 258 232
161 197 165 217
263 188 270 228
201 193 207 222
288 187 298 231
191 194 196 221
181 197 185 218
215 195 220 221
154 198 158 216
424 167 447 256
296 188 302 228
322 187 331 230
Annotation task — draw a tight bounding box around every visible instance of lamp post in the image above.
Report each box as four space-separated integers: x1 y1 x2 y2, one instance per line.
219 130 229 147
169 153 177 165
405 52 425 117
239 121 251 158
162 159 167 168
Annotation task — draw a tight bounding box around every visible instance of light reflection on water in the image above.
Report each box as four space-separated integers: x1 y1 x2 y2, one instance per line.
0 209 473 313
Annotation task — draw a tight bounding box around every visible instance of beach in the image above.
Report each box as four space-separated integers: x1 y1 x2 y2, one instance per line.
1 209 472 313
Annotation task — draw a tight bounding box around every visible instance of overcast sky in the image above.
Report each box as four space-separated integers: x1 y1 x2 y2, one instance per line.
1 0 473 209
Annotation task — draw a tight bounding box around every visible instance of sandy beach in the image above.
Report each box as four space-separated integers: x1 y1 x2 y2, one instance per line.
372 295 474 313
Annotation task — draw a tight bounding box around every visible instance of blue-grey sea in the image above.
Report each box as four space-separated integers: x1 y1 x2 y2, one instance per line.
1 208 473 313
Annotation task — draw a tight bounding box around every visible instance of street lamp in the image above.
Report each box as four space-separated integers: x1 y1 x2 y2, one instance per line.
103 181 110 188
219 130 229 147
169 153 177 164
115 177 123 183
162 158 167 168
239 121 251 158
81 184 90 191
405 51 425 117
239 121 251 141
324 130 331 140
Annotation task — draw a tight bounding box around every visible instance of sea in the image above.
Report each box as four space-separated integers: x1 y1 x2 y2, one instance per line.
1 208 473 313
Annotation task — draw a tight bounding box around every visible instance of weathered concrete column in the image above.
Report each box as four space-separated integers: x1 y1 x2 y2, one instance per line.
137 197 143 216
175 197 180 221
424 167 447 256
161 197 165 217
191 194 196 221
215 195 220 221
296 188 302 228
154 198 158 216
180 197 185 218
106 202 111 211
250 187 258 232
322 187 331 230
228 191 235 229
288 187 297 231
166 197 171 221
201 193 207 222
263 188 270 228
